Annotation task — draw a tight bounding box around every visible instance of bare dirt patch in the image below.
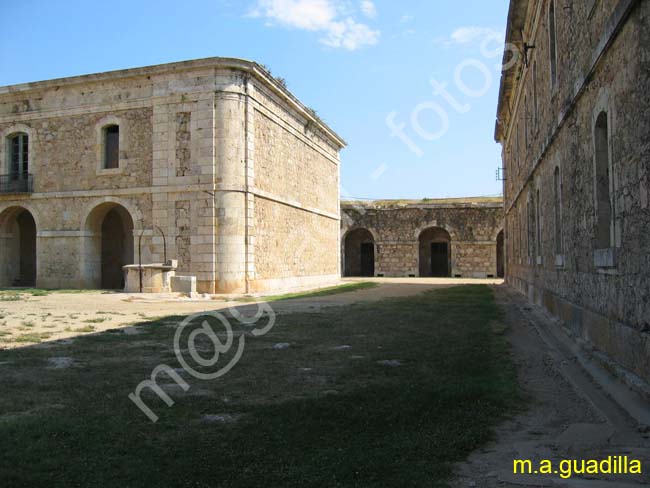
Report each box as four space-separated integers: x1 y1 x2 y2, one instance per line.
0 278 498 349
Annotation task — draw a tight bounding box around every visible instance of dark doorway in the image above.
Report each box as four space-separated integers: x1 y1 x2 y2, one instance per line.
419 227 452 277
496 230 505 278
344 229 376 277
101 208 131 290
360 242 375 277
17 211 36 286
430 242 449 277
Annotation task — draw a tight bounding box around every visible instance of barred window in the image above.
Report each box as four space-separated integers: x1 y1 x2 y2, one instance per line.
8 133 29 179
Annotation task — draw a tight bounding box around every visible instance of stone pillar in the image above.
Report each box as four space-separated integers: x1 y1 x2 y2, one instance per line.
37 234 84 289
450 242 458 277
214 85 248 293
150 83 217 294
79 232 101 288
0 230 18 287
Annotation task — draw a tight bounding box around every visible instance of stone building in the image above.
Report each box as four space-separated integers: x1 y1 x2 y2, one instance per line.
496 1 650 386
0 58 345 294
341 198 504 278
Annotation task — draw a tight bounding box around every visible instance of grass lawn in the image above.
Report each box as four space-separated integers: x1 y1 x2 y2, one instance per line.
0 285 520 487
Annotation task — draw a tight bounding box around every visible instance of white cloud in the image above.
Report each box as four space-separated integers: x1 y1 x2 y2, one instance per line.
399 14 413 24
321 18 380 49
448 26 502 45
360 0 377 19
250 0 336 30
250 0 380 50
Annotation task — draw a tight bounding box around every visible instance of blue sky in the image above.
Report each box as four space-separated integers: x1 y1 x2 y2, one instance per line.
0 0 509 200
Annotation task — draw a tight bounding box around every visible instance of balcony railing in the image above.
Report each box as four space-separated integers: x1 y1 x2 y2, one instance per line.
0 173 33 194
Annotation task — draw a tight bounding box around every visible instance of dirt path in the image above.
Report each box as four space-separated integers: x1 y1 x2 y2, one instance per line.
0 278 499 348
451 286 650 488
260 277 502 311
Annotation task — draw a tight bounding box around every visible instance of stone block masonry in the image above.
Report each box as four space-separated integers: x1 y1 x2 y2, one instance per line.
496 0 650 386
0 57 346 294
341 198 504 279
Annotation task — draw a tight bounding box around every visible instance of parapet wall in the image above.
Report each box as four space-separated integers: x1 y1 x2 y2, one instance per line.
341 199 503 278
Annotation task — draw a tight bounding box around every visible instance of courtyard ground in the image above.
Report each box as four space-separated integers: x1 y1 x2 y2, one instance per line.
0 278 500 348
1 279 647 487
451 287 650 488
0 282 515 487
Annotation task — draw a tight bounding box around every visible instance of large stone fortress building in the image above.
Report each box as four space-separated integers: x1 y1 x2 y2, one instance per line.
496 1 650 385
341 198 504 279
0 58 345 294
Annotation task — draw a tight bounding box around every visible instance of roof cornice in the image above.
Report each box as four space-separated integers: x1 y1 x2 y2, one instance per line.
0 57 346 148
494 0 530 142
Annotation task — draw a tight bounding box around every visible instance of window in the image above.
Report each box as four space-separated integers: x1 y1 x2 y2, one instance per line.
524 95 529 146
103 125 119 169
554 166 563 254
536 188 542 259
549 1 558 88
8 133 29 179
532 61 539 128
521 207 526 263
515 219 519 262
514 214 519 263
507 221 512 261
527 195 535 259
594 111 614 249
514 121 521 175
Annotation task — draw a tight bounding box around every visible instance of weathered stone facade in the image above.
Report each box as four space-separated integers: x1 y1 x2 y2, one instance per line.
0 58 345 294
341 198 504 278
496 1 650 386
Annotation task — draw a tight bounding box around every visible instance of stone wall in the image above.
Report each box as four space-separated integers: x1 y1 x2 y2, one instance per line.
253 197 339 288
341 199 503 278
0 195 150 289
249 81 341 291
496 1 650 385
253 106 339 216
0 108 154 193
0 58 345 294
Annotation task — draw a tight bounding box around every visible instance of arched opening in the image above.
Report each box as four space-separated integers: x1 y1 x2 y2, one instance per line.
344 229 375 277
527 194 535 259
594 111 613 249
496 230 505 278
554 166 563 254
419 227 451 277
0 207 37 287
83 203 134 290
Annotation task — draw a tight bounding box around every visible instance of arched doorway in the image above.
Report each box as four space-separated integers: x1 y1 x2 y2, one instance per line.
344 229 375 277
419 227 451 277
496 230 505 278
83 203 134 290
0 207 37 287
